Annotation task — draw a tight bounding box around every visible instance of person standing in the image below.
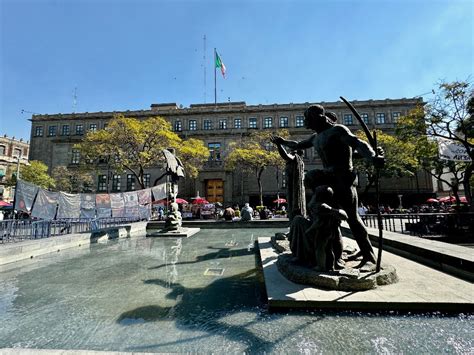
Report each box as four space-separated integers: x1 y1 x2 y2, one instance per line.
240 203 253 222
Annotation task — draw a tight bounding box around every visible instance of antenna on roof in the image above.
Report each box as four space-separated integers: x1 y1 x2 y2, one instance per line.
21 109 39 115
73 87 78 113
203 34 207 103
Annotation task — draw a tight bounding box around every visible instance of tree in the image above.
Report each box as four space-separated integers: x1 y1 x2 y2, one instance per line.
76 115 207 189
396 81 474 206
354 130 419 198
175 138 209 194
18 161 55 189
225 130 289 206
176 138 209 180
51 166 93 193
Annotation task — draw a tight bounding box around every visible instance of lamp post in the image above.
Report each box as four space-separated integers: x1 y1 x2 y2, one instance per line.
15 155 20 180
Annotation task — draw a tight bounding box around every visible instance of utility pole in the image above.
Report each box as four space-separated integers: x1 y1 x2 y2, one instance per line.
203 35 207 103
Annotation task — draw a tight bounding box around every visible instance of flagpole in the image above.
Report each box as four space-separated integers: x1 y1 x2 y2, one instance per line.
214 48 217 106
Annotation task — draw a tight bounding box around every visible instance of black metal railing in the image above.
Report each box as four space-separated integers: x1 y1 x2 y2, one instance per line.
361 212 474 237
0 217 139 244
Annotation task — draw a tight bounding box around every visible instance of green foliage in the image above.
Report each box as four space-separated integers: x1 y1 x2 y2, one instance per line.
177 138 209 179
354 130 419 196
76 115 208 188
51 166 93 193
226 129 289 206
395 80 474 205
20 161 55 189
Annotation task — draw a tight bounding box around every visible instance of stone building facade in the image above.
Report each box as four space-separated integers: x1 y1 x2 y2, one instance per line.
0 135 30 202
29 98 433 208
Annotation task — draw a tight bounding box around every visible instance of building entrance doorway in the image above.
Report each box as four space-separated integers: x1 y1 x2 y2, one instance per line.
206 179 224 203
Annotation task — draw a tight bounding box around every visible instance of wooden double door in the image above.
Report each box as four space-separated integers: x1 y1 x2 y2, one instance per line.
206 179 224 203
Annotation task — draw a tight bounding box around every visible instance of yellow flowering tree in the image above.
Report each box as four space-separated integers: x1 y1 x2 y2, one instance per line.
76 115 208 189
225 130 289 206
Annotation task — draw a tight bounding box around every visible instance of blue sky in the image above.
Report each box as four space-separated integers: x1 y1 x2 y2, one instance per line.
1 0 472 141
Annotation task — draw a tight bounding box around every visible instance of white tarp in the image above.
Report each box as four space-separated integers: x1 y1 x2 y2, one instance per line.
151 183 167 201
123 191 139 218
138 188 152 205
438 138 472 162
80 193 96 219
31 189 59 220
57 192 81 219
110 193 125 217
14 179 39 213
137 188 152 220
96 194 112 218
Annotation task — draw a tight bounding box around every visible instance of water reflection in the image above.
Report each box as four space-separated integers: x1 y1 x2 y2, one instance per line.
118 269 323 353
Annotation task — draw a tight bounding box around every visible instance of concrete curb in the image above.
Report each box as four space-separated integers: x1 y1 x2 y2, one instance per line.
341 224 474 282
0 221 147 266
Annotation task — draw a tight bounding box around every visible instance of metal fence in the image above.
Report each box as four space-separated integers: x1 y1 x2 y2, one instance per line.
361 212 474 237
0 217 140 244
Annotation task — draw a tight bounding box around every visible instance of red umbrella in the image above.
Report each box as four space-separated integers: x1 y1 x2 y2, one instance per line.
438 196 456 203
192 197 209 205
438 196 467 203
273 198 287 204
0 200 12 207
426 198 439 203
153 198 188 205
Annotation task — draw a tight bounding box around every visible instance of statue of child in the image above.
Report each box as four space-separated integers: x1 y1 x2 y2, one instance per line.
306 185 348 271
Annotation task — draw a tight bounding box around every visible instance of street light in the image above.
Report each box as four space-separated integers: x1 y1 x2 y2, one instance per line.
15 155 20 180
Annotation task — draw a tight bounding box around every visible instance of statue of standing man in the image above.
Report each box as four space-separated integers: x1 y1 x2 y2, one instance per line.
272 104 384 268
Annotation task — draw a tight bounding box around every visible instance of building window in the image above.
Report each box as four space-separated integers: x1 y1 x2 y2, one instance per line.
219 119 227 130
126 174 136 191
174 120 182 132
48 126 57 136
61 124 70 136
143 173 151 188
264 117 273 129
0 146 5 156
34 126 43 137
208 142 221 161
112 174 121 192
295 115 304 127
71 149 80 165
103 123 108 129
343 114 353 125
97 175 107 192
376 113 386 124
189 120 197 131
249 117 257 129
234 118 242 129
280 116 289 128
392 112 401 123
361 113 369 124
75 124 84 135
13 148 22 158
203 120 213 130
89 124 98 132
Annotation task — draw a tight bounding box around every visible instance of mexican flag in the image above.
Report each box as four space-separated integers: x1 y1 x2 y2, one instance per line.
215 51 226 78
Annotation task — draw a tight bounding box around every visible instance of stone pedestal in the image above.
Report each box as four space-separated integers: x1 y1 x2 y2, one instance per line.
271 236 398 291
146 227 200 238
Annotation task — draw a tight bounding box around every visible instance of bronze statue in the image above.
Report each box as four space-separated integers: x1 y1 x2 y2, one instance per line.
162 149 185 202
306 186 347 271
271 139 306 221
161 149 185 231
273 104 385 268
